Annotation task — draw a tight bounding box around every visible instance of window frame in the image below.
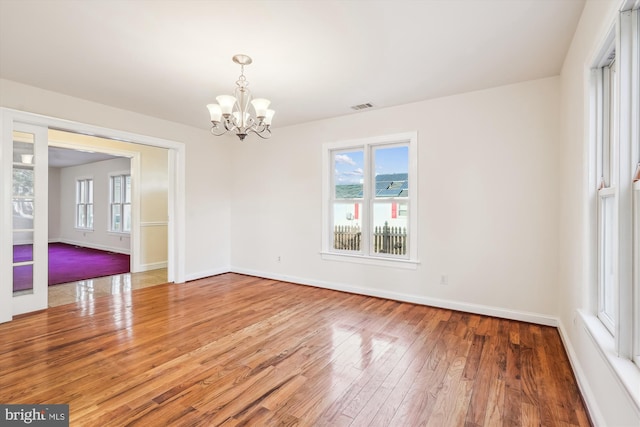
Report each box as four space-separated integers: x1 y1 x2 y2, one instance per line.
321 132 418 269
634 180 640 366
109 173 131 234
589 6 640 371
75 177 93 230
595 53 619 336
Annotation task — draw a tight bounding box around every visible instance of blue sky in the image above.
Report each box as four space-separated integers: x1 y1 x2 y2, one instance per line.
334 146 408 185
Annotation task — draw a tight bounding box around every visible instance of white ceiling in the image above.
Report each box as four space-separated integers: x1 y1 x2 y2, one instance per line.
0 0 585 130
48 146 123 168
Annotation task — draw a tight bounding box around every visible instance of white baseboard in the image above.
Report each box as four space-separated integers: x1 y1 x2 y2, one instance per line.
556 319 604 427
136 261 167 272
185 266 231 282
57 239 130 255
228 267 559 327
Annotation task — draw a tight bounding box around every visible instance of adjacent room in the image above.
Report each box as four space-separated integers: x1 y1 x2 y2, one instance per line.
0 0 639 426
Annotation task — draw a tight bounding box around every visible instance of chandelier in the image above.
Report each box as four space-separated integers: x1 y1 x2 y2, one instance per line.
206 54 275 141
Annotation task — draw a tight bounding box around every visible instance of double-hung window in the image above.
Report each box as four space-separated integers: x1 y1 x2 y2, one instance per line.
110 174 131 233
322 132 418 267
590 6 640 374
596 55 617 334
76 178 93 229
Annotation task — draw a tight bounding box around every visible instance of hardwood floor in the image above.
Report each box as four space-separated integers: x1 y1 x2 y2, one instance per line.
47 268 168 307
0 273 591 426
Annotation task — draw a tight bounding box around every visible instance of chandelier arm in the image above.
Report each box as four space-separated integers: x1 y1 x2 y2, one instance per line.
245 116 256 130
223 118 237 132
250 127 272 140
251 122 268 133
210 125 227 137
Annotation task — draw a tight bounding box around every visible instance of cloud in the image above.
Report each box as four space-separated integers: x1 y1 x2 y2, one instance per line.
335 154 356 166
343 168 363 176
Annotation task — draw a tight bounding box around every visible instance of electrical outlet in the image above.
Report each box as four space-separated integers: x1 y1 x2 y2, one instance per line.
440 274 448 285
277 256 281 262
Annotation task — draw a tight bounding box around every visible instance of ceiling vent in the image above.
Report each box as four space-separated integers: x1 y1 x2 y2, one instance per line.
350 102 374 111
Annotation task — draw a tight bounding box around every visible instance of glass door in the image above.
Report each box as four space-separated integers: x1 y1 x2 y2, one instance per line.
6 123 48 316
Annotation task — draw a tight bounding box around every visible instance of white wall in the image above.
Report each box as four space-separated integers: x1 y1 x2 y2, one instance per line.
0 78 233 279
558 0 640 425
48 167 61 239
57 157 131 253
230 76 561 323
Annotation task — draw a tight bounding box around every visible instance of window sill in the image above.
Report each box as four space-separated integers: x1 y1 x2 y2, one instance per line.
320 251 419 269
578 309 640 413
75 228 93 232
108 231 130 236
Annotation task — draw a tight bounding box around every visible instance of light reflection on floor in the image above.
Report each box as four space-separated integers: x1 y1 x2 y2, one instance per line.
48 268 168 308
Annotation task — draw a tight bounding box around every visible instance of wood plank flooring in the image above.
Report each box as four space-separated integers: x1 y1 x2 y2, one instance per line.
0 273 591 426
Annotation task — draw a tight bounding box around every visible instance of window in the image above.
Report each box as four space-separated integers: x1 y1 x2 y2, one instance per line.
110 174 131 233
596 56 617 334
322 132 418 266
76 178 93 229
590 7 640 370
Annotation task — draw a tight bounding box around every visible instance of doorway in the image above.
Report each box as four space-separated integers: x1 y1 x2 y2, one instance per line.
45 130 170 305
1 108 186 322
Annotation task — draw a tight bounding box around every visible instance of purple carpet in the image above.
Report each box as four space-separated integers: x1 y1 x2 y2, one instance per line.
13 243 130 292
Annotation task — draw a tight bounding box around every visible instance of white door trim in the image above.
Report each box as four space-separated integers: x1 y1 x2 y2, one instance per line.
0 108 186 323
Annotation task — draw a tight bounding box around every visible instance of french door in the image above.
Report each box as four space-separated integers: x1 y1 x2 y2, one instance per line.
1 118 48 320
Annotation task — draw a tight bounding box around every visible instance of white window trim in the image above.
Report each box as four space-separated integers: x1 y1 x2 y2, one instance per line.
321 132 419 269
584 4 640 413
634 181 640 366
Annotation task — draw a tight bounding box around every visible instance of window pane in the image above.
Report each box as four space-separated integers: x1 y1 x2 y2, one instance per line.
14 264 33 294
77 205 86 228
13 230 33 247
13 198 34 230
13 168 34 197
88 179 94 203
87 204 94 229
374 145 409 198
600 195 615 325
372 201 408 255
123 204 131 232
13 241 33 263
125 175 131 203
334 150 364 199
79 180 86 203
112 205 122 231
332 202 362 251
113 176 122 203
13 134 34 163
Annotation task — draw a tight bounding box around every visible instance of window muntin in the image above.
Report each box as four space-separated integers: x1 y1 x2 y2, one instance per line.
76 178 93 229
110 174 131 233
